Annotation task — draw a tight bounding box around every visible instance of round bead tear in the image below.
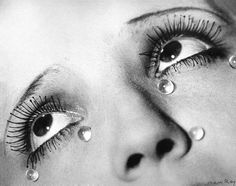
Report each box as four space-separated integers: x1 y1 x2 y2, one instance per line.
26 169 39 182
78 126 92 142
229 55 236 69
189 127 205 141
157 79 175 95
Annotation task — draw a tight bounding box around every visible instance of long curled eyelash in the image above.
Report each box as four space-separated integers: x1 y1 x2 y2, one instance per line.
6 96 73 168
139 15 225 77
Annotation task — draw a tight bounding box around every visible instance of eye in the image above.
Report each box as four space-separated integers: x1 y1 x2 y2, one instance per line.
6 96 85 168
140 15 228 78
158 38 210 72
31 112 82 151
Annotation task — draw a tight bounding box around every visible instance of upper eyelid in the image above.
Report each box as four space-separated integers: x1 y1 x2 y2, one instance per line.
127 7 232 26
3 65 64 149
18 65 64 105
157 46 229 79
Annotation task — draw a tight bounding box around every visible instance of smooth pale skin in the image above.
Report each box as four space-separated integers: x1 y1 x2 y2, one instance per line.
1 0 236 185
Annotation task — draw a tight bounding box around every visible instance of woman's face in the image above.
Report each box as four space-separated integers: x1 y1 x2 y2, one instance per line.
1 0 236 185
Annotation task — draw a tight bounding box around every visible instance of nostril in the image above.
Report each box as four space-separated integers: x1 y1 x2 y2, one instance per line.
126 153 144 171
156 138 175 159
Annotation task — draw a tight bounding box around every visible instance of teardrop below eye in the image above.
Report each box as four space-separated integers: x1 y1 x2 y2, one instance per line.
160 40 182 62
33 114 53 137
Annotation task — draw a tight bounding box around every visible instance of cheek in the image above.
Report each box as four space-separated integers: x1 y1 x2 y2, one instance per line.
166 58 236 127
160 60 236 171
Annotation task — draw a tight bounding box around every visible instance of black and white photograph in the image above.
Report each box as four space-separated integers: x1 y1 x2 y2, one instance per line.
1 0 236 185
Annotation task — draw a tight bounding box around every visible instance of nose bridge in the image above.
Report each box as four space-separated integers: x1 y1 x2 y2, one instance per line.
105 83 191 182
115 87 166 134
112 85 171 150
111 77 170 126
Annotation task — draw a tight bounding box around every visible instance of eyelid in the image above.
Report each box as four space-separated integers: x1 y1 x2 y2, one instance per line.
65 111 84 123
158 46 229 79
127 7 231 25
17 65 68 106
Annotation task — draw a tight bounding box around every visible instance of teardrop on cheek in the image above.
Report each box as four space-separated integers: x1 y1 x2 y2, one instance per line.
78 126 92 142
25 169 39 182
157 79 175 95
229 55 236 69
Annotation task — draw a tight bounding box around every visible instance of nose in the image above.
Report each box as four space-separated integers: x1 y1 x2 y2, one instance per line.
110 89 191 182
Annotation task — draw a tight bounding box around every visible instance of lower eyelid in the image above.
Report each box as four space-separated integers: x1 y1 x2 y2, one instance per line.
157 47 229 78
27 122 78 169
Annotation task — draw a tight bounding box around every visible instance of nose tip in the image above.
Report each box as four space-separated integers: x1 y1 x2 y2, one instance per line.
112 121 191 182
109 87 191 182
125 138 176 172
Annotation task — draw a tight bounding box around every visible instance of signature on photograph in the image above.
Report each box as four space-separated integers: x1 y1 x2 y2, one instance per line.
198 178 236 186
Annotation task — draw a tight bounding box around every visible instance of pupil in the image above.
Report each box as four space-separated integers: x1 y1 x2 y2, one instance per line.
33 114 53 137
160 40 182 62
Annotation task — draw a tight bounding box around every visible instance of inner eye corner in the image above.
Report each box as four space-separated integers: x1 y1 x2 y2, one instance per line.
65 111 84 121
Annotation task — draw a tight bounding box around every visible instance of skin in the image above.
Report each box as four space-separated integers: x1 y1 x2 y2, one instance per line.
0 0 236 185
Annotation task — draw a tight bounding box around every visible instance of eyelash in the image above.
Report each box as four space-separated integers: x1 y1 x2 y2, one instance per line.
140 15 229 77
6 96 76 169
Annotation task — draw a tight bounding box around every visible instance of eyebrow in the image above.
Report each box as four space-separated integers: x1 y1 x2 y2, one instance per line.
18 66 61 105
127 6 232 25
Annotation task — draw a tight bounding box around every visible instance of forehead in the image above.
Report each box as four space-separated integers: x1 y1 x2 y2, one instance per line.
0 0 221 89
0 0 210 25
0 0 212 59
0 0 217 98
0 0 211 63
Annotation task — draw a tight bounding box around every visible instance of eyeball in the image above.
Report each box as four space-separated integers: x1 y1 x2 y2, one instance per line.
157 38 210 72
31 111 83 150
